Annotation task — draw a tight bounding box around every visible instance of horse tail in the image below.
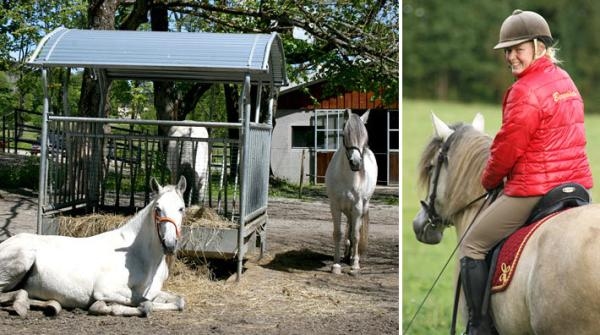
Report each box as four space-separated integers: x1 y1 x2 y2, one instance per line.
358 209 370 257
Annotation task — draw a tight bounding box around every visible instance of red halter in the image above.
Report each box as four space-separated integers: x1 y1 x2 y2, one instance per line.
154 212 181 239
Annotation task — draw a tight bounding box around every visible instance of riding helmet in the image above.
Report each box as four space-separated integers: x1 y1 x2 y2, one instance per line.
494 9 553 49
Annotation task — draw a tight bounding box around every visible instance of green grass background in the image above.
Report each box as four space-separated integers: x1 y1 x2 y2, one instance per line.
402 99 600 334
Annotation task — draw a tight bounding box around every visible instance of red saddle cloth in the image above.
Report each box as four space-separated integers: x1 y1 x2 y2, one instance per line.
490 212 561 293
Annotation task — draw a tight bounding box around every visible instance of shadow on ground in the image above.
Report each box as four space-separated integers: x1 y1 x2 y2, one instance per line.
263 248 331 272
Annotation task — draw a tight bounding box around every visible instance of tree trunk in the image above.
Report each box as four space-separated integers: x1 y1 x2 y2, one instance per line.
151 3 174 136
78 0 119 117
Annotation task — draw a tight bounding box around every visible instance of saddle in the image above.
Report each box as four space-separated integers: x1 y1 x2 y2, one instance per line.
524 182 590 225
452 183 591 335
484 183 590 306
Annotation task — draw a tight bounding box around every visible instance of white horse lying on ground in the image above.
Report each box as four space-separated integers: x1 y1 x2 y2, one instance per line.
0 177 187 317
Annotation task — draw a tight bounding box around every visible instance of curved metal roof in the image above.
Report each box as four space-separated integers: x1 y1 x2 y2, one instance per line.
27 27 288 86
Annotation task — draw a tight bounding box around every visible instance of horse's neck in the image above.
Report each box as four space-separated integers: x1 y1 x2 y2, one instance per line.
119 202 162 257
120 204 152 236
453 206 483 244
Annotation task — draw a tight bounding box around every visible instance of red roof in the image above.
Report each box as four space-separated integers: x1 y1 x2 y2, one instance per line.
278 80 398 110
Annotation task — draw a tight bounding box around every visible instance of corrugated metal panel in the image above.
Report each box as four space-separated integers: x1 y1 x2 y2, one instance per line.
28 27 288 86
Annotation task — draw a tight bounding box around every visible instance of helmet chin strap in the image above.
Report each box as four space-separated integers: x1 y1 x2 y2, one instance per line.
533 38 545 60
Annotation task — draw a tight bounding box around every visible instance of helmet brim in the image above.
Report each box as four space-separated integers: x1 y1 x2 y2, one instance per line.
493 37 532 49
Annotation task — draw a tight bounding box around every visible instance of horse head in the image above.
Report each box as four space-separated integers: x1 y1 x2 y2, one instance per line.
150 176 187 254
343 109 370 172
413 112 488 244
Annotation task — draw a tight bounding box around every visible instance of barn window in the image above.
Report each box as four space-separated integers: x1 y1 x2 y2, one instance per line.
314 110 343 150
291 126 313 148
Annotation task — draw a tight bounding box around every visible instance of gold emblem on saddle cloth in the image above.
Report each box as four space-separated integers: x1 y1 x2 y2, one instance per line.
499 263 512 284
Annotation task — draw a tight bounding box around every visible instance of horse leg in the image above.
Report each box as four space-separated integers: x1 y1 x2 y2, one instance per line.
91 285 148 317
149 291 185 312
89 291 184 317
343 216 352 264
331 208 343 275
29 299 62 316
349 212 362 275
89 300 149 317
0 289 29 318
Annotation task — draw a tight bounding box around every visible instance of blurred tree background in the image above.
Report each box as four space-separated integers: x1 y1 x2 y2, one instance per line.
403 0 600 110
0 0 398 125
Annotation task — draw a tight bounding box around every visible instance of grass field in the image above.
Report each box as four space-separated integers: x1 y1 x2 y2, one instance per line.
402 98 600 334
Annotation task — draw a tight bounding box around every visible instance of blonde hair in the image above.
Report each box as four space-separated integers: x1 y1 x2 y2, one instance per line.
535 38 561 64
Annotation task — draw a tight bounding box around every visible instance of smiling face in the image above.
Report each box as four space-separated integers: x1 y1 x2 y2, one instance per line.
504 40 545 76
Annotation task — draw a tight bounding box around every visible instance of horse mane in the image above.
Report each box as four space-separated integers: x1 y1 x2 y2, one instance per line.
345 114 369 147
418 123 491 221
119 184 184 237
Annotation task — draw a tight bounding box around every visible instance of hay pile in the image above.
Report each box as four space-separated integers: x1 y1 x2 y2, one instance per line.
184 206 236 229
57 213 128 237
57 206 235 238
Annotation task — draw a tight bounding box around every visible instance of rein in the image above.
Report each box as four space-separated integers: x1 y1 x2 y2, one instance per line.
405 191 492 335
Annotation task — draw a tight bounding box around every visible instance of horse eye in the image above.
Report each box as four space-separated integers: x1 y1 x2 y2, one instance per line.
179 207 184 213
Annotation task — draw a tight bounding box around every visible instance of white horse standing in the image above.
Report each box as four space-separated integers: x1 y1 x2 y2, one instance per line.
325 109 378 275
167 126 209 206
0 177 187 317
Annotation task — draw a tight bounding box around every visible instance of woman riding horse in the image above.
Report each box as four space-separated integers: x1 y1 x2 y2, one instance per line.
459 9 593 334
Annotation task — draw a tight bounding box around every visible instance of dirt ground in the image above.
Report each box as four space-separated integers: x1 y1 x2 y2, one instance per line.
0 189 399 334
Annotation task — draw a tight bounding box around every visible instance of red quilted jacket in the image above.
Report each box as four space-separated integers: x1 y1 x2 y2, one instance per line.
481 57 593 196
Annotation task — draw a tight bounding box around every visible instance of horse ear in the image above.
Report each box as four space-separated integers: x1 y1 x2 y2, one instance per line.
472 113 485 133
431 112 454 141
150 177 162 193
177 176 187 193
360 109 371 124
345 109 352 119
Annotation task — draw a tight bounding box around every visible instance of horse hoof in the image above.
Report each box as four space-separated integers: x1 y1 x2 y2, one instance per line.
350 268 360 277
176 296 185 311
332 264 342 275
139 301 153 317
13 290 29 318
89 300 110 315
13 301 28 318
44 300 62 316
29 299 62 316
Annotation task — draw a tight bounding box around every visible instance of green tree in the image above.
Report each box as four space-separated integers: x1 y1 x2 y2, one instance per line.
0 72 16 115
403 0 513 102
2 1 398 121
171 1 398 103
0 0 86 114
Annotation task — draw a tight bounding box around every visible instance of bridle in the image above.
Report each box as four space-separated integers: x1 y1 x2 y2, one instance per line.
419 130 487 230
154 208 181 249
343 136 364 168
